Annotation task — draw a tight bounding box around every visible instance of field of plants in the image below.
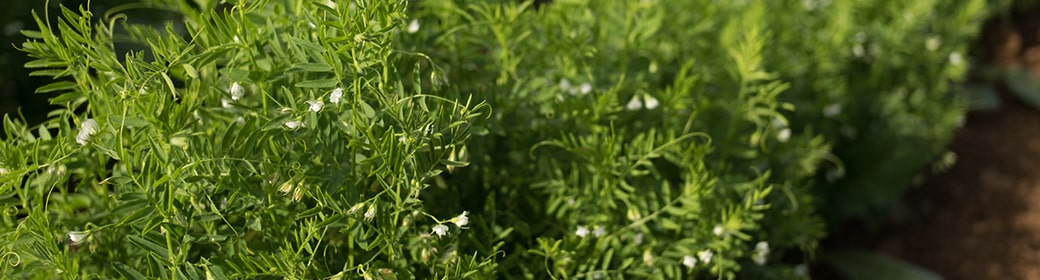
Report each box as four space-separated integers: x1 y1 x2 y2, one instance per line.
0 0 1023 279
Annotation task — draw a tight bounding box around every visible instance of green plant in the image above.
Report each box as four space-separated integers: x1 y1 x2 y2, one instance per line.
0 0 988 279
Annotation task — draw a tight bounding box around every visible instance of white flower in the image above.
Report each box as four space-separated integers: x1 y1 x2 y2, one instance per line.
712 225 725 236
644 95 659 109
592 226 606 238
235 116 245 125
306 100 324 112
633 233 644 245
579 83 592 95
432 224 449 237
590 271 603 279
364 205 376 221
949 52 963 65
452 211 469 227
229 82 245 100
138 86 148 95
285 121 303 129
754 241 770 265
823 103 842 117
0 166 7 175
697 250 714 264
682 255 698 269
325 0 337 9
330 87 344 104
852 44 865 58
794 264 808 278
407 19 420 34
349 203 364 214
777 128 792 143
575 225 590 238
626 96 643 111
222 98 232 109
643 250 655 266
559 78 572 91
926 36 941 51
76 119 99 145
68 231 88 244
233 35 240 44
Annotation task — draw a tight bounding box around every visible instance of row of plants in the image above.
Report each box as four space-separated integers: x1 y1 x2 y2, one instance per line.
0 0 993 279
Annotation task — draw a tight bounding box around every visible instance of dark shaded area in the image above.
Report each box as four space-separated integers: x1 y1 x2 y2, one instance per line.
820 3 1040 279
0 0 147 131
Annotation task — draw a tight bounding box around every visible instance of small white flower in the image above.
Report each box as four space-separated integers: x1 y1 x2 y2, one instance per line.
349 203 364 214
432 224 449 237
222 98 232 109
697 250 714 264
364 205 376 221
306 100 324 112
682 255 698 269
644 95 659 109
235 116 245 125
233 35 240 44
399 135 407 143
777 128 791 143
926 36 941 51
575 225 590 238
579 83 592 95
325 0 337 9
643 250 655 266
802 0 817 10
138 86 148 95
794 264 808 278
76 119 99 145
754 241 770 265
330 87 344 104
285 121 303 129
590 271 603 279
949 51 963 65
452 211 469 227
559 78 572 91
823 103 842 117
592 226 606 238
626 96 643 111
407 19 420 34
633 233 644 245
0 167 7 175
712 225 725 236
852 44 865 57
229 82 245 100
68 231 88 244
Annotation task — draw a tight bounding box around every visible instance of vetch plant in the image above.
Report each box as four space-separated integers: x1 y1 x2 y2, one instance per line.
0 0 989 279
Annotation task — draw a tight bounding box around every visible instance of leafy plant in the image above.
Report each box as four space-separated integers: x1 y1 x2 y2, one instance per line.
0 0 988 279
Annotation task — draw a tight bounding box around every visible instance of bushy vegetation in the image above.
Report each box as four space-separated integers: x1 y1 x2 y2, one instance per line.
0 0 987 279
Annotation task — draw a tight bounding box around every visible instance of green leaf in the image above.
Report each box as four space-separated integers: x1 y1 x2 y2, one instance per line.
295 79 338 88
108 116 148 128
36 81 77 93
288 36 326 53
113 263 148 280
183 64 199 79
826 249 942 280
294 62 333 72
127 235 170 263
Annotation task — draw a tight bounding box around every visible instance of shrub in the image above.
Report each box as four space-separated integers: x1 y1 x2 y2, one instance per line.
0 0 986 279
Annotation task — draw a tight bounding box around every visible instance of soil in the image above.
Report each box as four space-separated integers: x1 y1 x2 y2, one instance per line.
818 5 1040 280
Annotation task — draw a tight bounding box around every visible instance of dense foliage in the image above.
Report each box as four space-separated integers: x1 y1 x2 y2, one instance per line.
0 0 986 279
